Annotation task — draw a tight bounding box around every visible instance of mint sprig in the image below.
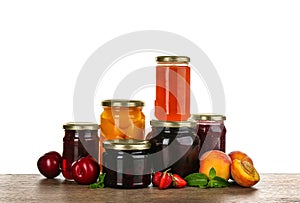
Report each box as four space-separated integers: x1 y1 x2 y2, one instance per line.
184 173 208 188
184 167 230 189
90 173 106 189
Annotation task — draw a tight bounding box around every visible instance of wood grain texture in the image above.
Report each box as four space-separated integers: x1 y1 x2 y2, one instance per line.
0 174 299 203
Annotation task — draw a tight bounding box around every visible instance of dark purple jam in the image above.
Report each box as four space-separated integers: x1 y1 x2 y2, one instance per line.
190 114 226 158
62 123 99 180
102 140 151 189
146 120 200 178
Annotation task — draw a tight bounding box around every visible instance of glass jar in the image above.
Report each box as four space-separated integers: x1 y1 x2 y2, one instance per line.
146 120 200 178
190 114 226 158
100 99 145 140
102 139 151 189
155 56 191 121
62 122 99 180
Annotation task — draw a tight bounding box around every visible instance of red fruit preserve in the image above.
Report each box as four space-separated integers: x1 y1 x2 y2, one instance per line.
62 122 99 180
155 56 191 121
190 114 226 158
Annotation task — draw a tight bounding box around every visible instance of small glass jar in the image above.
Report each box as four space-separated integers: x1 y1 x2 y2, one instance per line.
146 120 200 178
62 122 99 180
190 114 226 158
155 56 191 121
100 99 145 140
102 139 151 189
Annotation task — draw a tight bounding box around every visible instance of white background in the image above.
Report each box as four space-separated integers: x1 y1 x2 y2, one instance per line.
1 0 300 174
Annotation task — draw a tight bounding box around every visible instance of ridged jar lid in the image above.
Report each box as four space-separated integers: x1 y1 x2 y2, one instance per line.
101 99 144 107
150 120 196 128
156 56 190 63
63 122 99 130
190 114 226 121
103 139 151 150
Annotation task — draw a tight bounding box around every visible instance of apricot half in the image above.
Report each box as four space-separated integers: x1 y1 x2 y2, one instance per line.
228 151 253 165
231 159 260 187
199 150 232 180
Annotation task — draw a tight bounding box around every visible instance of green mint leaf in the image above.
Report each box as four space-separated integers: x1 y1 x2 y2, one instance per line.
184 173 207 181
212 176 230 187
199 184 207 189
208 167 216 180
187 179 208 188
207 176 230 188
184 173 208 188
99 173 106 182
89 183 99 189
207 180 215 188
89 173 106 189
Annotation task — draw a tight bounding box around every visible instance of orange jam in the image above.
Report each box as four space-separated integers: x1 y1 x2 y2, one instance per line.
155 56 191 121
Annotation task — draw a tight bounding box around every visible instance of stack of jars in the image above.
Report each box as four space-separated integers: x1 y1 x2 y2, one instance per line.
146 56 199 178
148 56 226 178
62 56 226 188
100 99 151 188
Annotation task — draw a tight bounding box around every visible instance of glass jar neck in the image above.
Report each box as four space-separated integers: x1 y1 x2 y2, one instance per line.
157 62 189 66
103 106 142 110
152 126 194 136
197 120 224 125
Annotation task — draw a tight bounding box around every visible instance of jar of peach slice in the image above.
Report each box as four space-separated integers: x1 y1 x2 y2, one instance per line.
100 99 145 140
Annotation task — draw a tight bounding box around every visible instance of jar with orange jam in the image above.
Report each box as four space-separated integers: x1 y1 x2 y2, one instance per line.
100 100 145 140
155 56 190 121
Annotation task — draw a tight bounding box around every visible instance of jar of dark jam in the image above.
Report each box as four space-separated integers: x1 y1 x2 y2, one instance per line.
62 122 99 180
102 139 151 189
146 120 200 178
189 114 226 158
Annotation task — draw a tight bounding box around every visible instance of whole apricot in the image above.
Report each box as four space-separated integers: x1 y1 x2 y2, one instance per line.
231 159 260 187
199 150 232 180
228 151 253 165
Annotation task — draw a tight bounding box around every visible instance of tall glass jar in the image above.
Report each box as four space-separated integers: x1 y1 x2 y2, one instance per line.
189 114 226 158
155 56 191 121
146 120 200 178
62 122 99 180
102 139 151 189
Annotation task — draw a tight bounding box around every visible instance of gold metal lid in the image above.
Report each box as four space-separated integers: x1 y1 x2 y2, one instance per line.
103 139 151 150
63 122 99 130
101 99 144 107
156 56 190 63
190 114 226 121
150 120 196 128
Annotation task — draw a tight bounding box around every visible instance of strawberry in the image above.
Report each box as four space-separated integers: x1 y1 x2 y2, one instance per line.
152 171 163 187
159 169 173 189
172 174 187 188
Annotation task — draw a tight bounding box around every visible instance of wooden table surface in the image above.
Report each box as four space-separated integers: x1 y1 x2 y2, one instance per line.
0 174 299 203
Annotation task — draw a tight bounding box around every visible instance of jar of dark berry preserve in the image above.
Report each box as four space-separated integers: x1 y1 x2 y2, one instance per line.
146 120 200 178
62 122 99 180
102 139 151 189
189 114 226 158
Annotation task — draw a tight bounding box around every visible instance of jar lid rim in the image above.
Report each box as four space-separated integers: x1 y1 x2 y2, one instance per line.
103 139 151 150
63 122 99 130
101 99 144 107
190 114 226 121
150 120 196 128
156 56 190 63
